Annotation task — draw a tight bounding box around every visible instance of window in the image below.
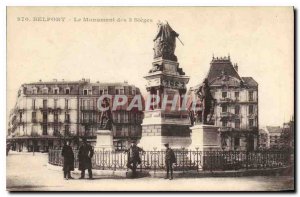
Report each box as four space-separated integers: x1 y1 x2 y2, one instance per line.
32 99 36 109
32 112 36 122
222 120 227 127
234 137 240 146
43 112 47 122
104 89 108 94
249 119 254 127
222 105 227 112
65 113 70 122
33 88 37 94
235 105 240 114
132 89 136 95
249 105 254 114
42 87 48 94
43 99 47 108
222 92 227 98
54 113 58 122
235 119 240 129
100 90 103 95
43 125 47 135
54 99 58 108
249 91 254 101
65 125 69 136
83 90 88 95
54 125 58 135
54 88 59 94
120 89 124 95
65 99 69 109
116 89 119 95
235 92 239 99
65 88 70 95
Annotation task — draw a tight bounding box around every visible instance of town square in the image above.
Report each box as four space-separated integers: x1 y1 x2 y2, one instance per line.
6 7 294 191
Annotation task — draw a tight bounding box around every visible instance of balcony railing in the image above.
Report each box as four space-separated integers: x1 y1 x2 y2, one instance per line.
219 127 233 132
219 98 233 103
49 149 292 172
80 106 96 111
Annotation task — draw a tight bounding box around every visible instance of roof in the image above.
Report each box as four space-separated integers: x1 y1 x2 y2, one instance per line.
206 57 242 84
259 128 269 134
266 126 282 134
241 77 258 87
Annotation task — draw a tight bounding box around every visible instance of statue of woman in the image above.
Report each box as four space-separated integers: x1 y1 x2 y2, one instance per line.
153 21 179 61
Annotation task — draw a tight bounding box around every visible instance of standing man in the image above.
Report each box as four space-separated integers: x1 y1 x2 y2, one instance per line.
61 140 74 180
126 141 144 178
164 143 176 180
78 138 94 179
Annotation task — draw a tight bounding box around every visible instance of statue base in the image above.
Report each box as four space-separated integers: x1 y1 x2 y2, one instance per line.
189 124 221 151
95 130 114 151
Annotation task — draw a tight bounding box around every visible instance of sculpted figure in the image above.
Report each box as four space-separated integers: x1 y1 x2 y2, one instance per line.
153 21 179 61
196 78 215 124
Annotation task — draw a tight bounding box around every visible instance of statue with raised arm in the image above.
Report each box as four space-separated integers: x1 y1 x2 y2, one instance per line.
196 78 215 125
99 98 113 130
153 21 180 61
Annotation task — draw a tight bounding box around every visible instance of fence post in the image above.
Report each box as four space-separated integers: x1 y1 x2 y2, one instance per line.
246 150 249 170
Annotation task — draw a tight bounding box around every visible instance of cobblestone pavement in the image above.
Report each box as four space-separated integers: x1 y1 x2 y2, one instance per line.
6 151 294 191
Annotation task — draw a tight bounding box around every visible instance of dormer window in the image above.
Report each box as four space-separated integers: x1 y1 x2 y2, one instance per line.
53 87 59 94
32 87 37 94
42 87 48 94
83 89 88 95
65 88 70 95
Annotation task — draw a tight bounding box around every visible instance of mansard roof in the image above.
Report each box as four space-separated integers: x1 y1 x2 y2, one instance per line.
206 56 241 84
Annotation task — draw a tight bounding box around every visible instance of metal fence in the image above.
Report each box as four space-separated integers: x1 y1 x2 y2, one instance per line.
48 148 292 172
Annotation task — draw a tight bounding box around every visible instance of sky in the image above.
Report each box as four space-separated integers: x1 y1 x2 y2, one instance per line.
7 7 294 126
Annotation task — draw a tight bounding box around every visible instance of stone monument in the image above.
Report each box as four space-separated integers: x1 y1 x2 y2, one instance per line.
139 21 191 150
189 78 221 151
95 98 114 151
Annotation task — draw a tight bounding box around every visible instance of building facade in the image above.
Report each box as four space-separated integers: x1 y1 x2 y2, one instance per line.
258 128 270 150
7 79 143 152
189 56 259 151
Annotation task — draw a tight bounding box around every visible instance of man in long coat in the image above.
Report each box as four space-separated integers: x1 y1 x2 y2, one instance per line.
61 140 74 180
164 143 176 180
78 138 94 179
125 141 144 178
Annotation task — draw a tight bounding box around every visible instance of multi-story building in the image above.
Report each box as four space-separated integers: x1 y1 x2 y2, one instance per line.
258 128 270 150
189 56 259 151
7 79 143 152
266 126 283 149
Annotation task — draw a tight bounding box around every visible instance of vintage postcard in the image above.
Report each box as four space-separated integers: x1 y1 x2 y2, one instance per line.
6 6 294 191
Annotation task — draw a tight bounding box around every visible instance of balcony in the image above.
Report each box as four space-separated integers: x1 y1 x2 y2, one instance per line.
39 107 52 112
219 98 233 103
220 112 233 118
51 107 62 113
31 119 37 123
218 127 233 132
80 106 96 111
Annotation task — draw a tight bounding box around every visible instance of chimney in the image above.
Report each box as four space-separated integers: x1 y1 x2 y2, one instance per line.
234 63 238 72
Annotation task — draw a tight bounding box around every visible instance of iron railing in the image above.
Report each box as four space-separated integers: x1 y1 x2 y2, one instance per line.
48 149 291 172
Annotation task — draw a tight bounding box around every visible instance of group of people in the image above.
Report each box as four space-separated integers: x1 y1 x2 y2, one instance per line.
62 139 177 180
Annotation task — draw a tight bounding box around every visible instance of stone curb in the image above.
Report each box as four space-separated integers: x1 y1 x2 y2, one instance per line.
47 163 292 179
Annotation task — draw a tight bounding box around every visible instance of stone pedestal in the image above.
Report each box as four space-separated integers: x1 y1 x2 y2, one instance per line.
189 124 221 151
140 58 190 151
95 130 114 151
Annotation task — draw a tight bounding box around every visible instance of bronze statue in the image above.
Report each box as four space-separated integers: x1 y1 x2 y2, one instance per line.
153 21 180 61
196 78 215 125
99 98 113 130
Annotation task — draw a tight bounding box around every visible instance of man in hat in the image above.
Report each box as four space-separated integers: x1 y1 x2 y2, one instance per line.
61 140 74 180
78 138 94 179
125 140 144 178
164 143 176 180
